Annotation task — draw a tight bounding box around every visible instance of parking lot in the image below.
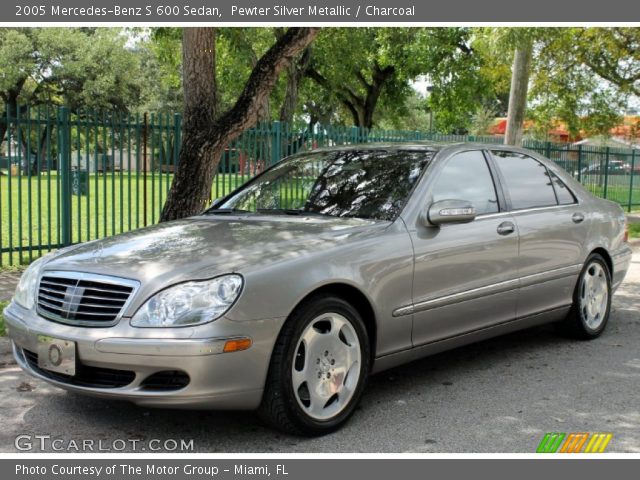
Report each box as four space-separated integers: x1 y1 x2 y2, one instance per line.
0 247 639 453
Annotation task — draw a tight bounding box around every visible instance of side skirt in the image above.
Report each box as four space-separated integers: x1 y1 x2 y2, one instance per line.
370 305 571 374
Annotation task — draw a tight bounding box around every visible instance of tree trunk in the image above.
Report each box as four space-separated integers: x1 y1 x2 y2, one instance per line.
279 48 310 124
0 121 7 151
360 65 394 130
505 41 533 146
0 96 21 152
181 28 217 136
157 28 217 220
160 27 320 222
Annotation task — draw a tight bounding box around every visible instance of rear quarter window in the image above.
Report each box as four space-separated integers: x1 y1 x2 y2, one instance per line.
549 170 577 205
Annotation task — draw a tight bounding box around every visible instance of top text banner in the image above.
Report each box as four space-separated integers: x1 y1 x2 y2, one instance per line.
4 0 640 23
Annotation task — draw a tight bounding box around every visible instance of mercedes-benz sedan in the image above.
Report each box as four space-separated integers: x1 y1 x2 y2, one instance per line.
4 143 632 435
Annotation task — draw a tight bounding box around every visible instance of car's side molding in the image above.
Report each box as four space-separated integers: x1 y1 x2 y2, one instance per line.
373 304 572 374
476 203 581 221
393 263 582 317
519 264 582 288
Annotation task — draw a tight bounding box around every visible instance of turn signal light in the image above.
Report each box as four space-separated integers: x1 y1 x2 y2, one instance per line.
223 338 252 353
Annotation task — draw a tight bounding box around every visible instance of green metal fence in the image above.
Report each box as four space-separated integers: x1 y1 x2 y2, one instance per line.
1 105 639 266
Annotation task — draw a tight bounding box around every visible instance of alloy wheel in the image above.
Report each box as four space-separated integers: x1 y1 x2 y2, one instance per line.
291 313 362 421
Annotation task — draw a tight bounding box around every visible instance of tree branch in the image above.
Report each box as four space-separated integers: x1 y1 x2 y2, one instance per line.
209 27 320 144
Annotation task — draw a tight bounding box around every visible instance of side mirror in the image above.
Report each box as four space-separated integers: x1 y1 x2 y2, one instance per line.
422 199 476 226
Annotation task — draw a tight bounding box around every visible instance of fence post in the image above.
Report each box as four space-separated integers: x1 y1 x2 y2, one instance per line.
143 112 148 227
58 106 72 247
173 113 181 167
271 121 282 165
351 126 359 144
603 147 610 199
629 149 636 212
545 141 552 159
577 144 583 181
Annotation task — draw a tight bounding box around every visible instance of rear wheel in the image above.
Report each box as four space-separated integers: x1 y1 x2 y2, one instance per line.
259 295 370 435
557 254 612 339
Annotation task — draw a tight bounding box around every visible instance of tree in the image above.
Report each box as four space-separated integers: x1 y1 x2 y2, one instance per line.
425 28 507 134
141 27 184 113
304 29 426 129
275 27 311 124
481 28 638 144
469 105 498 136
303 28 494 131
160 27 319 222
0 28 145 144
526 28 634 141
504 39 533 146
574 28 640 97
143 27 509 133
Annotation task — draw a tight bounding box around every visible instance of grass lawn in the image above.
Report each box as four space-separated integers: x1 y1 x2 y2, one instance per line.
0 171 253 267
629 224 640 239
582 174 640 208
0 301 7 336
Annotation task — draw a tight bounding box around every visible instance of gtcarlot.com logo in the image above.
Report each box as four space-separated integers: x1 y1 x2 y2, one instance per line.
537 432 613 453
15 435 194 452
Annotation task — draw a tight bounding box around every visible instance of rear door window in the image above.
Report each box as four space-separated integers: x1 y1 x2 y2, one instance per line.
492 151 558 210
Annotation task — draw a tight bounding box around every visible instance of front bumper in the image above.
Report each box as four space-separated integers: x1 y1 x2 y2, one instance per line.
4 302 285 410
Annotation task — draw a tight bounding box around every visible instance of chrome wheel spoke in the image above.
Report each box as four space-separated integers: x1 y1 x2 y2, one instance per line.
292 366 307 391
307 385 331 418
301 326 322 350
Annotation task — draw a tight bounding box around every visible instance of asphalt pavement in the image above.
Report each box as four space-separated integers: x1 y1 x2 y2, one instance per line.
0 247 638 453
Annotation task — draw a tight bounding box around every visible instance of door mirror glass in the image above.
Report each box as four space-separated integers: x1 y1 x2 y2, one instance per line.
425 199 476 226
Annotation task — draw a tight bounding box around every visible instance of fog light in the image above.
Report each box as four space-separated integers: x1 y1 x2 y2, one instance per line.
223 338 252 353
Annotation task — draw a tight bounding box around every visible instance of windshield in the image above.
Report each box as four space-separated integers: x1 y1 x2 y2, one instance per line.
211 149 433 221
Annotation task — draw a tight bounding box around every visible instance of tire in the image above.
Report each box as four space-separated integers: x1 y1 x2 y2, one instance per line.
557 253 612 340
258 294 371 436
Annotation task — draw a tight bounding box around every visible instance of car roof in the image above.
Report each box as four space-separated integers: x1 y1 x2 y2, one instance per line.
298 141 523 154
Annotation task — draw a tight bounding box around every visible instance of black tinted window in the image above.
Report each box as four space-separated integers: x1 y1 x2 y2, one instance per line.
492 151 558 210
432 151 499 215
217 150 432 221
550 171 576 205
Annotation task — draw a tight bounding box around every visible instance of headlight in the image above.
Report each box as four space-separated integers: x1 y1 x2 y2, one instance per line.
13 255 49 310
131 275 243 327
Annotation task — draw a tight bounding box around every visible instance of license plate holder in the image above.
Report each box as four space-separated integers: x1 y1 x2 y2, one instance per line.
37 335 76 376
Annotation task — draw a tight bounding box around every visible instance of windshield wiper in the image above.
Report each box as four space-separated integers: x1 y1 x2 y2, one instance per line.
204 208 252 215
257 208 331 217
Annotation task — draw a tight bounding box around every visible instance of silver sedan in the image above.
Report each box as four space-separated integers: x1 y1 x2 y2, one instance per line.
4 143 632 435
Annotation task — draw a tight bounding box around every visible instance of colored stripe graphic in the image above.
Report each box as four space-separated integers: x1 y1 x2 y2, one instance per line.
537 433 613 453
537 433 566 453
584 433 613 453
559 433 589 453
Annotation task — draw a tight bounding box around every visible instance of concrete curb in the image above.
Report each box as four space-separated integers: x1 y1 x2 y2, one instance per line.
628 238 640 248
626 214 640 224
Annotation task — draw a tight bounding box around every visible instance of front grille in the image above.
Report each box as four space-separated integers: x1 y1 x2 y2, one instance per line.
22 349 136 389
37 272 138 327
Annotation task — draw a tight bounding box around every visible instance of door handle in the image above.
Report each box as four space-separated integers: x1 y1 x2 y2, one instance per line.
497 221 515 235
572 212 585 224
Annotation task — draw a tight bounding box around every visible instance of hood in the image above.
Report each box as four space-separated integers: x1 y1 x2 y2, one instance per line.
43 214 389 286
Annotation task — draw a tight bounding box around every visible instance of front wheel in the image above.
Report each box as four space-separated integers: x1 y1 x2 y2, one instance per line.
259 295 370 435
557 254 612 339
